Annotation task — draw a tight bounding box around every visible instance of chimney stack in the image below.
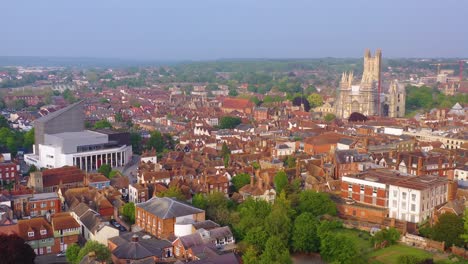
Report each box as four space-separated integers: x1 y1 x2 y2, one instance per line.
131 234 139 242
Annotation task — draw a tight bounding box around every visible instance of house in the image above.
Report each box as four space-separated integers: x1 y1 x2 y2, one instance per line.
51 212 80 252
238 175 276 203
172 226 235 259
221 98 254 114
108 232 173 264
71 203 119 245
0 154 20 185
27 166 85 193
396 151 455 178
18 217 55 256
0 205 18 235
129 183 149 204
85 173 110 190
334 149 370 179
135 197 205 239
26 192 61 217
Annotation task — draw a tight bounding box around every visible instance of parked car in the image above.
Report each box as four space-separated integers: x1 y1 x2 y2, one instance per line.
56 252 66 257
119 225 127 232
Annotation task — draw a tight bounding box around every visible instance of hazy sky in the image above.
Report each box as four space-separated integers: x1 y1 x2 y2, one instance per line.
2 0 467 60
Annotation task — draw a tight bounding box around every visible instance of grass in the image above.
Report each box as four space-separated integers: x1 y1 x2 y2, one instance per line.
338 228 373 254
366 244 434 264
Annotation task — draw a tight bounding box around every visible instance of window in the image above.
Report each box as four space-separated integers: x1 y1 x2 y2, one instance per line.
392 200 397 207
401 213 406 220
50 201 55 206
360 185 364 192
41 203 47 208
373 187 377 196
402 192 407 199
401 202 406 208
393 190 398 197
411 215 416 222
39 248 43 255
348 184 352 189
411 204 416 212
411 194 416 202
40 229 47 235
28 231 34 237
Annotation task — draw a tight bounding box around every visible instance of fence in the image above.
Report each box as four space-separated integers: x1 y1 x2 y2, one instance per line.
401 233 445 251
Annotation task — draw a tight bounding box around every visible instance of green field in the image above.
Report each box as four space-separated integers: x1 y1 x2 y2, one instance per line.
366 244 433 264
338 228 373 254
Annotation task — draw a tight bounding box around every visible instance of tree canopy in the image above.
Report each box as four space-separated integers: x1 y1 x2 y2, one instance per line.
219 116 242 129
307 93 323 108
97 164 112 178
121 202 135 224
231 173 251 192
274 171 289 194
0 234 36 264
297 190 337 216
431 213 464 247
93 119 112 129
74 241 111 264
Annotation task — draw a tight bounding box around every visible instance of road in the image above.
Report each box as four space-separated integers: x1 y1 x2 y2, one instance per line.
120 155 140 184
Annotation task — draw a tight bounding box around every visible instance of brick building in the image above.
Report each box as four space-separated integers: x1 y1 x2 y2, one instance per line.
27 192 61 217
135 197 205 239
0 154 20 185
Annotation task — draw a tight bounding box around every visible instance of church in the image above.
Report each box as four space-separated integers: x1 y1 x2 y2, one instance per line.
334 49 405 118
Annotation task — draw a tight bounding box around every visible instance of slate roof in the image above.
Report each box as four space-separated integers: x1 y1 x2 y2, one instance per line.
136 197 204 219
112 234 172 260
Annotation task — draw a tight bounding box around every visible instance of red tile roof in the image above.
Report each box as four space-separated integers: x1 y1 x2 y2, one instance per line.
42 166 85 187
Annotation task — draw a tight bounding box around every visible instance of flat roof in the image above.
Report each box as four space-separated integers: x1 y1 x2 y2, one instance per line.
29 192 59 201
48 130 106 141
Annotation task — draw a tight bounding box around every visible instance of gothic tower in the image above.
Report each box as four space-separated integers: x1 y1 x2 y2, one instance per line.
360 49 381 116
388 80 406 118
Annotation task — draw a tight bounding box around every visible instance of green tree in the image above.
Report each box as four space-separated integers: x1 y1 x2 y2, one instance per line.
462 209 468 243
259 236 292 264
234 198 271 240
121 202 135 224
371 227 400 247
274 171 288 194
65 243 81 264
264 192 292 242
228 89 238 96
130 132 142 154
298 190 337 216
62 89 77 104
320 233 358 264
23 128 34 151
12 99 26 110
242 246 259 264
97 164 112 178
108 170 119 179
244 226 269 252
432 213 464 247
0 116 8 128
231 173 251 192
192 193 208 209
147 130 164 152
205 192 231 226
75 240 111 264
292 212 320 253
0 234 36 264
285 156 296 168
307 93 323 108
93 119 112 129
157 186 186 200
219 116 242 129
397 255 431 264
114 112 123 122
28 165 38 173
324 113 336 122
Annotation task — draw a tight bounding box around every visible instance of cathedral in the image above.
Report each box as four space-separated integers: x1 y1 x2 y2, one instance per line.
334 49 405 118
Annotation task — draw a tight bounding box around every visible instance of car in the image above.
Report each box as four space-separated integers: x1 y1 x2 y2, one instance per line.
119 225 127 232
114 222 121 228
110 219 117 225
56 252 66 257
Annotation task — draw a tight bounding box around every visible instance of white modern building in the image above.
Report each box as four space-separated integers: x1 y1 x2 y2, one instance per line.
388 175 448 223
25 101 132 171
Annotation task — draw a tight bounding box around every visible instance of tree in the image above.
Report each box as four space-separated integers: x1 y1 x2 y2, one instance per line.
115 112 124 122
0 234 36 264
432 213 464 247
97 164 112 178
244 226 269 251
234 198 271 240
292 212 320 253
192 193 208 209
231 173 251 192
219 116 241 129
284 156 296 168
108 170 119 179
259 236 292 264
205 192 232 226
228 89 238 96
12 99 26 110
130 132 142 154
397 255 432 264
292 96 310 112
147 130 164 152
242 246 259 264
320 233 358 264
298 190 337 216
93 119 112 129
274 171 288 194
66 244 81 264
28 165 38 173
462 209 468 243
75 240 111 264
121 202 135 224
157 186 186 200
62 89 77 103
324 113 336 122
264 193 292 242
371 227 401 247
23 128 34 151
0 115 8 128
307 93 323 108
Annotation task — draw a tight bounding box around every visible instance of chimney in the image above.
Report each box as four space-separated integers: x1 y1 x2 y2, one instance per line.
250 175 254 187
131 234 139 242
257 177 263 190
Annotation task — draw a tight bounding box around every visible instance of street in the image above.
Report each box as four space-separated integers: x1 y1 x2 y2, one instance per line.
35 254 68 264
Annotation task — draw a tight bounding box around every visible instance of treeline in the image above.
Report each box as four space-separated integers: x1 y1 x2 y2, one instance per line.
0 74 46 88
406 85 468 115
0 116 34 155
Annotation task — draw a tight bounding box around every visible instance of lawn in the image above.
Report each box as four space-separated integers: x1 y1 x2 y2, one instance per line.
366 244 433 264
338 228 373 254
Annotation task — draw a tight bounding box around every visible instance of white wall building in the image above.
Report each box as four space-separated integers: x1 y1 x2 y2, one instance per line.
388 176 448 223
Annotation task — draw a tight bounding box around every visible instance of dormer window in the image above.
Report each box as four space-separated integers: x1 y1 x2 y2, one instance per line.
40 229 47 235
28 231 34 237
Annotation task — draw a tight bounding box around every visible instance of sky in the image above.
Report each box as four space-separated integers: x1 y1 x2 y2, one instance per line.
1 0 467 60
